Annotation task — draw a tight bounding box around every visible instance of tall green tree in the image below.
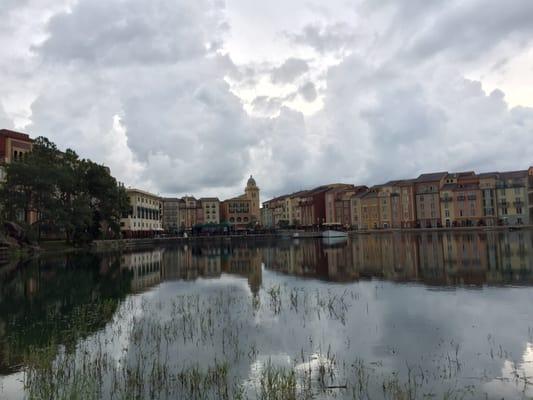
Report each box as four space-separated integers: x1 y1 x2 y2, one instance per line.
0 136 130 244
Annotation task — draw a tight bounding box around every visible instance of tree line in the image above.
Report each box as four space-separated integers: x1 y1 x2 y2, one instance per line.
1 137 131 244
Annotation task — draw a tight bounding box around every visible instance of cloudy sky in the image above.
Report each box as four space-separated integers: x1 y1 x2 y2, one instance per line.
1 0 533 200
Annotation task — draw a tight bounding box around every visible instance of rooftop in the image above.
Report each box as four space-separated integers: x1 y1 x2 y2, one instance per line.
126 187 162 199
415 172 448 183
0 129 32 142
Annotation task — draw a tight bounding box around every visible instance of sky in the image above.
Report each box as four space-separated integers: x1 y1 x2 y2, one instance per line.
1 0 533 200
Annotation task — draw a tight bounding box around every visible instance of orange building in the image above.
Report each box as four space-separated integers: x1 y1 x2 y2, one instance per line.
325 185 367 227
414 172 448 228
220 176 260 229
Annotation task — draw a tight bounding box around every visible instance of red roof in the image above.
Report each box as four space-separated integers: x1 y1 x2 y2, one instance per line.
0 129 32 142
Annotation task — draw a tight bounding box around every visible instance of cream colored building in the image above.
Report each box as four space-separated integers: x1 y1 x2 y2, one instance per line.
120 188 163 237
200 198 220 224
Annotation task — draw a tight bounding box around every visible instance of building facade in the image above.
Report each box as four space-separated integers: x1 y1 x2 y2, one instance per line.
398 180 417 228
121 188 163 237
415 172 448 228
199 198 220 224
325 185 367 228
162 198 180 232
0 129 33 179
178 196 199 230
360 189 380 230
479 173 499 226
0 129 36 224
496 170 529 225
529 167 533 225
220 176 261 229
350 191 366 229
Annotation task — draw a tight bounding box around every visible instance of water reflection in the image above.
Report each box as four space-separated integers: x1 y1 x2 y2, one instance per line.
119 230 533 296
1 231 533 398
262 231 533 286
0 253 131 375
123 242 263 295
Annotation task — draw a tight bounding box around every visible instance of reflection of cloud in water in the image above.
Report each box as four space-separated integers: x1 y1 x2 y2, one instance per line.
4 234 533 398
484 343 533 398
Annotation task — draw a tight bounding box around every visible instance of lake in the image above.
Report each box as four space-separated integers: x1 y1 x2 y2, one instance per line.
2 230 533 399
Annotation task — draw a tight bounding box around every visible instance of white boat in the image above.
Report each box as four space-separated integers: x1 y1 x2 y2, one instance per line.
322 236 348 246
321 230 348 238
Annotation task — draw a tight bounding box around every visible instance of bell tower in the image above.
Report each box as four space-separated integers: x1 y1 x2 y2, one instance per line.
245 175 260 222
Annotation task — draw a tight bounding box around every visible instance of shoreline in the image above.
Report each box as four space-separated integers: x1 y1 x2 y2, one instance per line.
92 225 533 252
3 225 532 259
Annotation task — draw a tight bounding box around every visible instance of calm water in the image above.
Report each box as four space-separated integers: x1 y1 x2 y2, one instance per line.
2 231 533 399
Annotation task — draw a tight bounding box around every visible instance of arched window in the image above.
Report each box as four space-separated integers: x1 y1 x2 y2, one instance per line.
230 217 235 222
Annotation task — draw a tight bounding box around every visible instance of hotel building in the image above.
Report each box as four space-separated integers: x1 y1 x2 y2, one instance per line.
120 188 163 237
220 175 260 229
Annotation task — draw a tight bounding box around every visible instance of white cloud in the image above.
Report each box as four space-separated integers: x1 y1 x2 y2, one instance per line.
0 103 13 129
270 58 309 84
1 0 533 201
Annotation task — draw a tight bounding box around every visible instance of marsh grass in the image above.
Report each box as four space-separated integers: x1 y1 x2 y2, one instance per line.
9 284 533 399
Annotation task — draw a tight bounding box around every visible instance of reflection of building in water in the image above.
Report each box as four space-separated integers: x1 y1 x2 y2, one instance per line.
161 245 222 281
261 231 533 286
442 233 487 285
123 243 260 293
416 233 446 284
222 246 262 295
488 231 533 284
121 250 162 292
